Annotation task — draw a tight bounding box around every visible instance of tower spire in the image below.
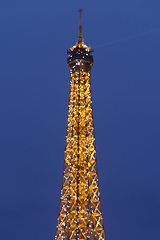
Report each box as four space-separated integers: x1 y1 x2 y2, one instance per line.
78 9 83 44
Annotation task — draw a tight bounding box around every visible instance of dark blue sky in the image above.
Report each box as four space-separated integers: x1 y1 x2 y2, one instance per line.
0 0 160 239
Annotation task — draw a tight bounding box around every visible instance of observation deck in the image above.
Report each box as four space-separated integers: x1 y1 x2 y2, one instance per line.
67 46 93 65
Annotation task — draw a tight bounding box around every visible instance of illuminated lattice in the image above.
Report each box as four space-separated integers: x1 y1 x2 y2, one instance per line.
55 10 105 240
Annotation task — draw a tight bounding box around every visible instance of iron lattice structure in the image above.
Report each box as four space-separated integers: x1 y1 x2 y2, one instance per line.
55 10 105 240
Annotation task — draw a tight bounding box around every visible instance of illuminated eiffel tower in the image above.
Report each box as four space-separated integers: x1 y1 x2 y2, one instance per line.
55 10 105 239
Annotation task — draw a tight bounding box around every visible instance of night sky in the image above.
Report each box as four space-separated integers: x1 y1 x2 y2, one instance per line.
0 1 160 239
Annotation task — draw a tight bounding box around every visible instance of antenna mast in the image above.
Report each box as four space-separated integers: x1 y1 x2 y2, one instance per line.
78 9 83 44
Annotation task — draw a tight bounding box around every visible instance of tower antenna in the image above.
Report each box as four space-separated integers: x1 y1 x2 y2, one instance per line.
78 9 83 44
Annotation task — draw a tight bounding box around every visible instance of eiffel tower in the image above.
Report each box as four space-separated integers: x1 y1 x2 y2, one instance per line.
55 10 105 239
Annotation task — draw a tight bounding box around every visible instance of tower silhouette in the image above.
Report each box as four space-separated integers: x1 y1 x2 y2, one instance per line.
55 10 105 239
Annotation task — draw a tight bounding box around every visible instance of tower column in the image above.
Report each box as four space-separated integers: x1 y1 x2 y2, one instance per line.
55 11 105 240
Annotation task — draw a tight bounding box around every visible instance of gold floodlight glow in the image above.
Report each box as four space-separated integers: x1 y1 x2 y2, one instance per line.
55 10 105 240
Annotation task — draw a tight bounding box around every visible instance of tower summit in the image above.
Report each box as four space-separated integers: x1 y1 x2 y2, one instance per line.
55 10 105 239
